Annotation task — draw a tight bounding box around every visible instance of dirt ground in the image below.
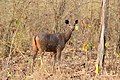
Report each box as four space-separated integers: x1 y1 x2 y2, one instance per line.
0 44 120 80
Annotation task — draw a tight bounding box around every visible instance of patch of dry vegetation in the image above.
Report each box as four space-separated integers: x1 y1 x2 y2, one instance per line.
0 0 120 80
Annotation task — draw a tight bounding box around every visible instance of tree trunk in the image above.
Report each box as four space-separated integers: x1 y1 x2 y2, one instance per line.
95 0 109 74
116 0 120 56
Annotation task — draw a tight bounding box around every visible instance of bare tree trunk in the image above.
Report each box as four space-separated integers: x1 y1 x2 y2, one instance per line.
116 0 120 55
96 0 109 74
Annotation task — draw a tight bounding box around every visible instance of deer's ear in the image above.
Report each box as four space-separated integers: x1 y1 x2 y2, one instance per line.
65 20 69 24
75 20 78 24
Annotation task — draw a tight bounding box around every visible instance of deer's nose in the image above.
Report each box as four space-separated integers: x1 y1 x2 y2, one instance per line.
68 25 73 28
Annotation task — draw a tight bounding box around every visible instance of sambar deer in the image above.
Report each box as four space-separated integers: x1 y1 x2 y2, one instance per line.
31 20 78 70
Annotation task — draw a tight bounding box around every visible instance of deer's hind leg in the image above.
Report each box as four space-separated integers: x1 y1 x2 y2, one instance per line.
53 52 57 73
31 50 38 71
39 51 44 68
35 36 45 68
31 36 38 72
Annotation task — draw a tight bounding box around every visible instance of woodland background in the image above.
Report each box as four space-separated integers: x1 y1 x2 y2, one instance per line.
0 0 120 80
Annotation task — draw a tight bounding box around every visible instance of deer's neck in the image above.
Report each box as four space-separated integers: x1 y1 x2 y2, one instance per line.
65 26 75 43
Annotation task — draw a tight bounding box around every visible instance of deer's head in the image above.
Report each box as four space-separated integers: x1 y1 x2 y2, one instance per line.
64 20 78 43
65 20 78 30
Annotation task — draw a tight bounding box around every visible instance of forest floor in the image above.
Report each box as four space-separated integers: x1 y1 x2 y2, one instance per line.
0 44 120 80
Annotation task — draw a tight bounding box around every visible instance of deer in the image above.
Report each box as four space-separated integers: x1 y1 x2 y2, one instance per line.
31 20 78 71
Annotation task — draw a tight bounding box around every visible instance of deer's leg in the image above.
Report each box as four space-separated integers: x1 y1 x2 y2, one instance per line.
31 36 38 70
53 52 57 66
58 51 62 61
53 52 57 73
54 48 62 73
40 51 44 68
35 36 44 68
31 50 38 72
57 48 62 62
33 51 37 66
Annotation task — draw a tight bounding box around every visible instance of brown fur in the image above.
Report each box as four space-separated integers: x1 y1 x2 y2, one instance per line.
31 20 78 70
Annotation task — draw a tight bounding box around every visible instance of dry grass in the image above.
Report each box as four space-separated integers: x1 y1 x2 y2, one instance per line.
0 45 120 80
0 0 120 80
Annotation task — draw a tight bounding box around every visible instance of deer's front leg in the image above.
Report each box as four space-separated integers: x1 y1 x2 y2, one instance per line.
53 52 57 73
56 47 62 64
53 52 57 66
